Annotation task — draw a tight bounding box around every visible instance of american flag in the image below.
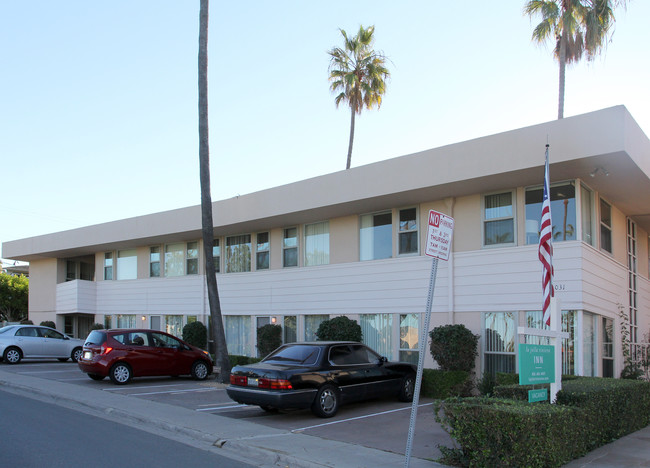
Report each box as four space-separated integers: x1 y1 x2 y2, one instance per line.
539 145 554 326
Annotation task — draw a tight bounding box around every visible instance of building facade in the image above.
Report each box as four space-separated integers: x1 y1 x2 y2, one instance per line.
4 106 650 377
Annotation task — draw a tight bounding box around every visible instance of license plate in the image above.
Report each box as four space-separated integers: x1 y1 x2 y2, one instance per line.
83 351 93 360
248 378 259 387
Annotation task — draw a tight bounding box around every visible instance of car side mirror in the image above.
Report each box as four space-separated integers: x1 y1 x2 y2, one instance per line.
378 356 388 365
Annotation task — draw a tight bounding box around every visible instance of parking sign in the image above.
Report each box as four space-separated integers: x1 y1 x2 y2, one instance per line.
425 210 454 261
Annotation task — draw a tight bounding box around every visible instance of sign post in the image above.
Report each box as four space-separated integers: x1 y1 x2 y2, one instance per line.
404 210 454 468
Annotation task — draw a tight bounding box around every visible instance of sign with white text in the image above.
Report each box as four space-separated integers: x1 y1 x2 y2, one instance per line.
519 344 555 385
425 210 454 261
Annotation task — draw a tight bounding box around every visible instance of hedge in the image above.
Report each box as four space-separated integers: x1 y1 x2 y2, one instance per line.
420 369 471 399
229 355 262 366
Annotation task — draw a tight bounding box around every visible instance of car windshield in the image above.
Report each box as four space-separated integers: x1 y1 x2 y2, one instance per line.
263 345 321 365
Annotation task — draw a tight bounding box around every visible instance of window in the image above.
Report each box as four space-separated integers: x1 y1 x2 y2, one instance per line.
580 185 595 246
525 182 576 244
600 199 612 253
360 314 393 359
583 312 597 377
104 253 113 280
284 316 297 343
283 228 298 267
483 192 515 246
304 222 329 266
186 242 199 275
116 314 136 329
628 219 638 344
399 314 419 365
524 310 576 375
150 246 161 277
165 315 183 337
225 235 251 273
602 317 614 378
484 312 516 375
225 315 253 356
304 315 329 341
213 238 220 273
104 315 112 330
164 243 185 277
360 212 392 261
256 232 269 270
399 208 418 255
116 249 137 280
66 260 77 282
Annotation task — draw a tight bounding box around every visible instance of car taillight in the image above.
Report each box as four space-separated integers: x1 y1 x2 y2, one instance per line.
230 375 247 386
258 378 292 390
100 342 113 355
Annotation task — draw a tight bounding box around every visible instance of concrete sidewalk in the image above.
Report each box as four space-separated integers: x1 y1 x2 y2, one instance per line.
0 369 440 468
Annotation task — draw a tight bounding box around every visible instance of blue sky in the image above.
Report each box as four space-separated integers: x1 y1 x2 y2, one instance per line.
1 1 649 252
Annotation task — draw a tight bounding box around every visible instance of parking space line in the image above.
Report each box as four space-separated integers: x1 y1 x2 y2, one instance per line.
196 404 248 411
18 370 80 374
291 402 434 433
102 383 192 391
127 387 220 396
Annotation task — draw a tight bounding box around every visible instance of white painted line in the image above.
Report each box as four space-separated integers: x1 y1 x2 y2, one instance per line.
128 387 219 396
18 370 80 374
291 403 434 433
197 404 248 411
102 383 192 391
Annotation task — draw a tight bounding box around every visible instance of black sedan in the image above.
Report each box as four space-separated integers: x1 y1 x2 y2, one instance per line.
226 341 416 418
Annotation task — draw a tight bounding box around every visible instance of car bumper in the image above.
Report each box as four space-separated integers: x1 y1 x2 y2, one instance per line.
77 358 111 376
226 385 317 409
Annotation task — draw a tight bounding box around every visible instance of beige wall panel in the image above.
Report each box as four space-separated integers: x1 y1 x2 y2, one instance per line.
27 259 58 316
330 215 358 264
450 195 481 253
269 228 283 270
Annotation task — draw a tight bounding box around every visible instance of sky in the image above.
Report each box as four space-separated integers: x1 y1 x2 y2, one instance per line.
1 1 649 259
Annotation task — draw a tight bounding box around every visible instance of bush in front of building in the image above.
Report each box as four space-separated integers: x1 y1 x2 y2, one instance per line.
229 355 262 366
315 316 362 342
435 397 589 467
421 369 472 398
182 321 208 350
40 320 56 329
429 324 479 372
257 324 282 357
90 323 104 330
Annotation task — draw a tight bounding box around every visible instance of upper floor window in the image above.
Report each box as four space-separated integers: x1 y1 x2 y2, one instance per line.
360 212 392 261
580 184 595 246
213 238 221 273
524 182 576 245
149 246 161 277
304 222 329 266
116 249 137 280
283 228 298 267
483 192 515 246
164 243 185 277
256 232 270 270
103 253 113 280
186 242 199 275
226 234 251 273
600 199 612 253
398 208 418 255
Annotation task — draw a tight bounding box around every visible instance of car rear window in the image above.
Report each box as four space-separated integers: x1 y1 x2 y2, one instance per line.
263 345 321 365
85 330 107 345
0 326 16 335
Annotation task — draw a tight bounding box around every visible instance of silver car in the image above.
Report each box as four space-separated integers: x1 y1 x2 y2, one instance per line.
0 325 85 364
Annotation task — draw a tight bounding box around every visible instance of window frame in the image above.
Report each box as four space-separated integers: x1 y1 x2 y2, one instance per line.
103 252 114 280
482 190 516 248
283 227 298 268
398 207 419 256
304 221 329 266
359 210 393 261
256 232 270 270
149 246 161 277
225 234 252 273
599 198 613 254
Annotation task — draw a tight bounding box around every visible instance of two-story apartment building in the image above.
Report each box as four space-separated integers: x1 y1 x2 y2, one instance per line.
3 106 649 377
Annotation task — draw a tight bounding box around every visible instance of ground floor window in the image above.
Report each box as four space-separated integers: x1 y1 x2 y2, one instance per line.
165 315 183 338
399 314 419 365
117 314 136 329
225 315 253 356
304 315 329 341
361 314 393 360
524 310 577 375
284 316 297 343
484 312 516 375
583 311 597 376
602 317 614 378
104 315 112 330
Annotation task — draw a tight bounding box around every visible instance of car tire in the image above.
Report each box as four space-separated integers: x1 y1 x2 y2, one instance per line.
88 374 105 381
191 360 209 380
398 373 416 402
311 384 340 418
3 347 22 364
71 347 83 363
109 362 132 385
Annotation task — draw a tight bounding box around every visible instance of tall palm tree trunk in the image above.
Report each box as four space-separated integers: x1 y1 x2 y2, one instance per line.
557 31 567 119
198 0 230 383
346 107 356 170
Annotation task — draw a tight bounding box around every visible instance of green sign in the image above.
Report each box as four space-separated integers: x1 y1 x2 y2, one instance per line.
518 344 555 385
528 388 548 403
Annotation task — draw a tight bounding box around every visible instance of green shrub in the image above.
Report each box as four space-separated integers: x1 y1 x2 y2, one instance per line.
436 397 589 467
229 355 262 366
421 369 471 398
496 372 519 386
257 324 282 357
315 316 362 342
429 324 479 372
477 371 497 396
182 321 208 349
90 323 105 330
40 320 56 329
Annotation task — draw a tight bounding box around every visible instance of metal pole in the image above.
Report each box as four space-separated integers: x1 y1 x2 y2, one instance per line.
404 257 439 467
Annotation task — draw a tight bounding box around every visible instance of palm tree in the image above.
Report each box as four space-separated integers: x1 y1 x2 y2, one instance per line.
524 0 629 119
198 0 230 383
328 25 390 170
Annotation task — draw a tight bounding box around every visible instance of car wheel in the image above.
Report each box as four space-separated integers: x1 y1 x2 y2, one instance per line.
71 347 83 363
3 347 22 364
311 384 339 418
88 374 105 381
191 360 209 380
398 373 416 402
109 362 132 385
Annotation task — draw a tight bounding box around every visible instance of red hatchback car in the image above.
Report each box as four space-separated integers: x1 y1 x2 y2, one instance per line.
77 329 213 385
